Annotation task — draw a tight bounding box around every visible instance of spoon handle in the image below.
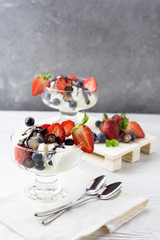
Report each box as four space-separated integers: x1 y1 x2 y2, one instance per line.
35 192 86 217
41 196 94 225
41 187 122 225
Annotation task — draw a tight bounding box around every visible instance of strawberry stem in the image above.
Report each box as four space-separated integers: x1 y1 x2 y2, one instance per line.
71 113 89 134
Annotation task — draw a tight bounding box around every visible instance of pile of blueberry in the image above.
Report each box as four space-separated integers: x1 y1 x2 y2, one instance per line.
23 152 45 170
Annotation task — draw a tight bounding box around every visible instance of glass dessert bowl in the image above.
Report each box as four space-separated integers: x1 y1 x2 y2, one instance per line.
32 73 98 124
11 119 82 202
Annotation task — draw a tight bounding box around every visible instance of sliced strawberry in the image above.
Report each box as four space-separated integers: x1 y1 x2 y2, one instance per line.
61 120 75 137
66 75 79 82
46 123 65 143
56 76 72 94
72 125 94 153
32 77 50 96
100 119 120 140
124 121 145 138
14 145 32 165
112 114 124 123
41 124 51 129
82 77 97 93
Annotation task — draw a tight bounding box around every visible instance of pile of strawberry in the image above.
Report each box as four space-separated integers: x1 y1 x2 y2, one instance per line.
32 72 97 96
95 113 145 146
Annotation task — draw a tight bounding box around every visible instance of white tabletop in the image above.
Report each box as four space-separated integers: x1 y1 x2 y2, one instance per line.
0 111 160 240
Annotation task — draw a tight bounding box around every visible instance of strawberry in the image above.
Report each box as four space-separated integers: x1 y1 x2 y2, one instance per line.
72 125 94 153
61 120 75 137
41 124 51 129
14 145 32 165
124 121 145 138
56 76 72 94
46 123 65 143
112 114 124 123
72 113 94 153
82 77 97 93
100 119 120 140
66 75 79 82
32 72 52 96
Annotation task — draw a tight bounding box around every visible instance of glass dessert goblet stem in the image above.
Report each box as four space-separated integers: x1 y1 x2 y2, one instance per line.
59 110 79 124
25 174 66 202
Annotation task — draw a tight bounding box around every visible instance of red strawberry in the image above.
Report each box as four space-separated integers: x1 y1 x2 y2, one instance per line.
112 114 124 123
41 124 51 129
61 120 75 137
67 75 79 82
72 125 94 153
100 119 120 139
82 77 97 93
46 123 65 143
32 77 50 96
124 121 145 138
56 76 72 94
14 145 32 165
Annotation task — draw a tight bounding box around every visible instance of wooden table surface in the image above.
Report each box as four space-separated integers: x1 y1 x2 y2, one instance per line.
0 111 160 240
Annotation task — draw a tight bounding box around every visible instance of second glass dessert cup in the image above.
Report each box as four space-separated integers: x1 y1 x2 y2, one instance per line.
11 135 82 203
42 78 98 124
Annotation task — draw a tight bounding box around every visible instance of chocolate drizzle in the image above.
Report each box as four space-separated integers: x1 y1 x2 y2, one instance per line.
82 88 91 105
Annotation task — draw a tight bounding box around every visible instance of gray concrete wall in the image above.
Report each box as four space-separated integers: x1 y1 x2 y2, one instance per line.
0 0 160 113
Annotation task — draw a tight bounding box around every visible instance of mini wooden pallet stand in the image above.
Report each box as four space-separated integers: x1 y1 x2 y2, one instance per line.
83 117 157 172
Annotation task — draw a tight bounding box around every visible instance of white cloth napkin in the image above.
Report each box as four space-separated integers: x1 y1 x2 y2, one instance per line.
0 167 148 240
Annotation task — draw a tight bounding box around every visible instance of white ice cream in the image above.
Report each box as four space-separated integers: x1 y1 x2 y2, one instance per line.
12 127 81 173
43 85 97 113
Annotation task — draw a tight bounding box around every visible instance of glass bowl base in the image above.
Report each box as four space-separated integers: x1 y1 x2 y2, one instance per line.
25 175 67 203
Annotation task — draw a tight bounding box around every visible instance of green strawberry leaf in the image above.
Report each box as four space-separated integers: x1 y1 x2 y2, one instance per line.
100 113 108 127
121 113 127 118
80 112 89 125
36 72 53 80
119 113 129 131
102 113 108 122
71 112 89 134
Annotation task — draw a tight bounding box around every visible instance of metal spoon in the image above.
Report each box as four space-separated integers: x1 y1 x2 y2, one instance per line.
41 182 122 225
35 175 106 217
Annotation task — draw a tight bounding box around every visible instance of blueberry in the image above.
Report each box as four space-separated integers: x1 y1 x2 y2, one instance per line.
130 132 136 141
48 160 53 166
63 93 72 102
45 134 56 144
25 117 35 127
65 138 74 145
37 133 45 143
35 162 45 170
23 157 34 168
93 132 97 143
47 154 53 165
69 100 77 108
122 134 132 143
95 120 101 128
97 133 107 143
76 81 83 88
32 152 43 162
65 86 73 92
51 98 60 106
